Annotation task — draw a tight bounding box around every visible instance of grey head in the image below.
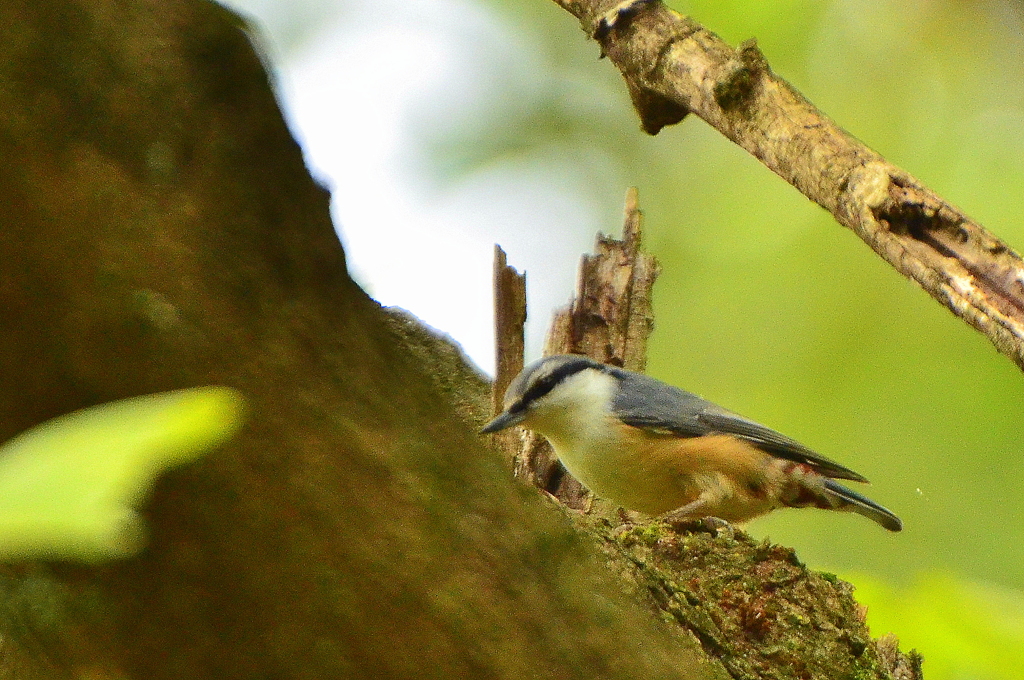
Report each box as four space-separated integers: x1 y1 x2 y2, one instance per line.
480 354 605 433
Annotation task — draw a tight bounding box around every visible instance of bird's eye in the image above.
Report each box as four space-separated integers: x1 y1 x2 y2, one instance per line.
521 378 557 405
515 357 594 409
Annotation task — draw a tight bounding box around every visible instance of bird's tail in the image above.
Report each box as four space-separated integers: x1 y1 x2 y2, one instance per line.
821 479 903 532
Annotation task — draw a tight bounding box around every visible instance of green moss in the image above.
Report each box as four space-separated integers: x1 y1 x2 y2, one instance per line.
574 514 916 680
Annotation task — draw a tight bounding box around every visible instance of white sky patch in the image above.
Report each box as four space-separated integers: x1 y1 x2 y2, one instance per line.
221 0 620 373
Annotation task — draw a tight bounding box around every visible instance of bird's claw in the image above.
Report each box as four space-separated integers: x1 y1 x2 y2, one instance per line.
663 515 734 538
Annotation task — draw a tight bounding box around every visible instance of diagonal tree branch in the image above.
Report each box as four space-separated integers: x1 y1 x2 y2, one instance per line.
552 0 1024 371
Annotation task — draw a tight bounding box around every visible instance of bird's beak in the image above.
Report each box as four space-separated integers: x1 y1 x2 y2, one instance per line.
480 409 525 434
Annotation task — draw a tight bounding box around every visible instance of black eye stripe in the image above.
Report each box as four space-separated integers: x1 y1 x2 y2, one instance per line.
519 356 599 406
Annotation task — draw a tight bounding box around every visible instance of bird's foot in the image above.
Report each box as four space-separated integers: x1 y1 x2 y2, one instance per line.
698 516 734 538
663 515 734 538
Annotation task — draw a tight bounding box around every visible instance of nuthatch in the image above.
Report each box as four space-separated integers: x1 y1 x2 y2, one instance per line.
482 354 902 532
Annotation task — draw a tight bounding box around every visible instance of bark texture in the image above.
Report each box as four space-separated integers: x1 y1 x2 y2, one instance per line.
554 0 1024 372
0 1 717 677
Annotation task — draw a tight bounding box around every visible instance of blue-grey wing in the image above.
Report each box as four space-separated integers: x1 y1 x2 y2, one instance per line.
609 368 868 483
608 369 708 435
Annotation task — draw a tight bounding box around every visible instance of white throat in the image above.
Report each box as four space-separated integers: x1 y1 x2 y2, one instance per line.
529 368 615 435
526 369 622 476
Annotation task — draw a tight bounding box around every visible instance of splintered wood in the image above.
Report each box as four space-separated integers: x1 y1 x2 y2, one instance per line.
543 187 659 373
490 245 527 460
491 187 660 511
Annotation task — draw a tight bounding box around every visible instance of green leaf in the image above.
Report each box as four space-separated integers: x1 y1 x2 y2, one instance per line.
0 387 245 562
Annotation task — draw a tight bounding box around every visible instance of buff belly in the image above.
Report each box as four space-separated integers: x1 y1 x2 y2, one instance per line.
548 427 786 521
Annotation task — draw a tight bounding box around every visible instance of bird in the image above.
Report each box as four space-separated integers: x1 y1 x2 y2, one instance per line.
482 354 902 532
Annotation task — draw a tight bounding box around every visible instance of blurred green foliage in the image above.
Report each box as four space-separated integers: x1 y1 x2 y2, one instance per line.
851 571 1024 680
641 0 1024 590
435 0 1024 674
0 387 244 562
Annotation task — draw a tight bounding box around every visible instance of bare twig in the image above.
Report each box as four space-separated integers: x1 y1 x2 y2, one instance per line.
552 0 1024 371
